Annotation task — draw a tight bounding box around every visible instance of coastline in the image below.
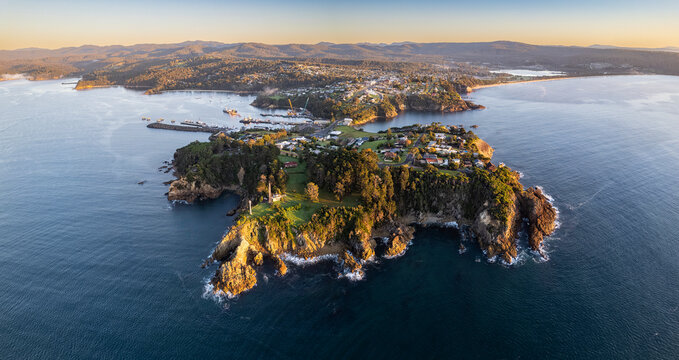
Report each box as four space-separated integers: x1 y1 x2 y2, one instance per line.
471 76 579 90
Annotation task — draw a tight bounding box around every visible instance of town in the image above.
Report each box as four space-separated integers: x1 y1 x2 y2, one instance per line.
208 121 496 209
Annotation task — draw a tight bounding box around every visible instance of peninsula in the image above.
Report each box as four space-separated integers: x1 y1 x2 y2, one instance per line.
75 58 490 124
166 123 557 297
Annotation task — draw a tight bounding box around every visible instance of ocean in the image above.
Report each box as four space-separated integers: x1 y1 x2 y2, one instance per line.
1 75 678 359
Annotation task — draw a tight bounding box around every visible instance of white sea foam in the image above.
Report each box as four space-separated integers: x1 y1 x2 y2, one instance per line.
384 249 406 259
171 199 190 206
441 221 459 229
331 251 367 281
340 269 365 281
553 206 561 229
202 277 231 303
536 185 554 203
281 253 338 266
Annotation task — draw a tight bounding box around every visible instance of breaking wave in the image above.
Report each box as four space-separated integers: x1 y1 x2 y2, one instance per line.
281 253 338 266
202 277 233 307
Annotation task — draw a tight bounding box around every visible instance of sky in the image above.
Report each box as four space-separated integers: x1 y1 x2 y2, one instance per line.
1 0 678 50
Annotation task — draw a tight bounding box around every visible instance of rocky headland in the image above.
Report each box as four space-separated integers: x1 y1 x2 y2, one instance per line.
166 127 557 298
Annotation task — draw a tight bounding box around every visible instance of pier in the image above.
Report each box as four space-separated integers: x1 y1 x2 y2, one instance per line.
147 122 226 133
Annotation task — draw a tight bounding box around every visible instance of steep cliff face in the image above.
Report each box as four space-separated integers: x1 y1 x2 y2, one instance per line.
520 187 557 252
167 177 225 203
468 186 558 263
471 194 521 263
200 164 557 297
210 239 259 297
206 185 557 296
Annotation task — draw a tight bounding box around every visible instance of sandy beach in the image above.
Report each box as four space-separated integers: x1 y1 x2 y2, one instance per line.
471 76 579 90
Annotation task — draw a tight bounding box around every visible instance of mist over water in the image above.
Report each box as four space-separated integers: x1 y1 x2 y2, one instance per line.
1 76 678 359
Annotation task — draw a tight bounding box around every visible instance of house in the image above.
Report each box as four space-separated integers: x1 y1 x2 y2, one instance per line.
329 130 342 136
341 118 353 126
275 141 291 150
434 133 447 140
474 160 485 168
384 151 398 161
284 161 298 168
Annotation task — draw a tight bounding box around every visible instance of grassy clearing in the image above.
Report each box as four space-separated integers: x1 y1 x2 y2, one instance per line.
277 155 298 164
358 139 388 151
284 160 308 194
248 190 360 226
334 126 380 139
247 159 360 226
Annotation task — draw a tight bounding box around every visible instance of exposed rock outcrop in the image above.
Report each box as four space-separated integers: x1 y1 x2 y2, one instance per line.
273 255 287 276
340 251 361 273
205 183 557 296
474 139 494 159
520 187 557 252
210 239 258 297
472 206 520 263
167 177 224 203
384 224 415 257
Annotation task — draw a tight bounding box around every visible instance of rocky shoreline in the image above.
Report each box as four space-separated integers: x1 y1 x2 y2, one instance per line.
171 177 556 298
164 123 557 299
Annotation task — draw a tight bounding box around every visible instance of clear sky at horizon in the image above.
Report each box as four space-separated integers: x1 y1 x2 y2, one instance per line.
1 0 678 50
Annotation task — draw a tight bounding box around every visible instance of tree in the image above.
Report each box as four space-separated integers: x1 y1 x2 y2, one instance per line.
305 182 319 202
237 167 245 185
334 182 345 201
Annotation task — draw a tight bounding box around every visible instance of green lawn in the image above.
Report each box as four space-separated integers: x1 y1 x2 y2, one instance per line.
284 160 308 194
358 139 388 151
248 190 360 227
277 155 299 164
246 159 360 226
334 125 380 139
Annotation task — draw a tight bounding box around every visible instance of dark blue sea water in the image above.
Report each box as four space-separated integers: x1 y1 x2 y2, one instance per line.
1 76 678 359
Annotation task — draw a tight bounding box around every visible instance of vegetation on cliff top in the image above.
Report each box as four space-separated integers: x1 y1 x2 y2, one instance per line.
173 125 556 297
173 133 287 195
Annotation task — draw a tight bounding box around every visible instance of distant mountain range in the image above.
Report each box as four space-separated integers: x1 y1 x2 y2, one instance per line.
589 44 679 53
2 41 679 79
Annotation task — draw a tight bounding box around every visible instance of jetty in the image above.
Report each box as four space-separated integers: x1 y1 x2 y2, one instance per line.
147 122 226 133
